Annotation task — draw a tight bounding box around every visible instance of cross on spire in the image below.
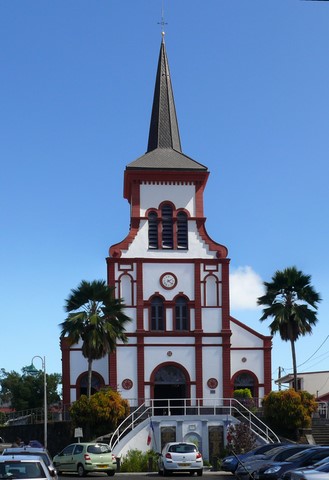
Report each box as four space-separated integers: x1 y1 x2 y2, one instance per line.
158 0 167 38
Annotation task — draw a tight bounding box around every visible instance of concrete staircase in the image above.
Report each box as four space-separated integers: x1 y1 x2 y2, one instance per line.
311 418 329 445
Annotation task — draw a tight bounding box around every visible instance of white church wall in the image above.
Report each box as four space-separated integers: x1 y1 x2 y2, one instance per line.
140 183 196 216
121 307 136 333
231 350 265 381
121 219 217 259
201 308 222 332
202 346 223 398
143 263 195 300
116 346 138 398
70 350 109 384
144 345 196 381
230 321 264 347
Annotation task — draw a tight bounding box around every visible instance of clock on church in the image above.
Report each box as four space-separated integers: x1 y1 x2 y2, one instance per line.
160 272 177 289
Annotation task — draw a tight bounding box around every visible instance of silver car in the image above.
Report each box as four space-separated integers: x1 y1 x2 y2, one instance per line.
0 454 55 480
2 447 57 479
158 442 203 476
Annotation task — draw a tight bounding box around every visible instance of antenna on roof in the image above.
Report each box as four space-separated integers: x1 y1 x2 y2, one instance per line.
158 0 167 39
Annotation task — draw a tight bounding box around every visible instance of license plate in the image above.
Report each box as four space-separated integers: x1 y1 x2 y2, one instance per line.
97 465 109 468
179 463 190 467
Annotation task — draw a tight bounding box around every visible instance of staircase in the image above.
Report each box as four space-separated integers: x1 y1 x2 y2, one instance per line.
311 418 329 445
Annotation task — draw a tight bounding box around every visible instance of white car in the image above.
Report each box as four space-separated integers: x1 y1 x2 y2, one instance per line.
0 454 55 480
158 442 203 476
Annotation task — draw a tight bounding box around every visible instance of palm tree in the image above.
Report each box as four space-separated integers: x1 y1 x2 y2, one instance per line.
257 266 321 391
60 280 131 398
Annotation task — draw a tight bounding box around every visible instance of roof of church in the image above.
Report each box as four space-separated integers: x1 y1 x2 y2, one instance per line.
126 35 208 172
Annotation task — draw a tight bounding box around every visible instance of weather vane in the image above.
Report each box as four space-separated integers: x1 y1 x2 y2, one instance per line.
158 0 167 38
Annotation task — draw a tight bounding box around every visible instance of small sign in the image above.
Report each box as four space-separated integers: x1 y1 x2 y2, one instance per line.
74 428 83 440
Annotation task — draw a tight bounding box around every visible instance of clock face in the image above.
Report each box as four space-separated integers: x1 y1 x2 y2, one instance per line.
160 273 177 289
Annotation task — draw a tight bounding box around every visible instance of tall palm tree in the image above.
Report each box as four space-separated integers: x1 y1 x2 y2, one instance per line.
257 266 321 391
60 280 131 398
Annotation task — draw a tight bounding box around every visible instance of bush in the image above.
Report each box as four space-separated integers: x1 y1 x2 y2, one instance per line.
226 422 257 454
120 449 158 472
262 389 317 439
234 388 256 412
69 388 130 439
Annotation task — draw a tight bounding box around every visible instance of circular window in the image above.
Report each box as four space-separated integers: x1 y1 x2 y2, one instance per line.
122 378 133 390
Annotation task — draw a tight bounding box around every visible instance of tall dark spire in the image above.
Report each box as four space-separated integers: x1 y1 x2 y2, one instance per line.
126 35 208 171
147 35 182 153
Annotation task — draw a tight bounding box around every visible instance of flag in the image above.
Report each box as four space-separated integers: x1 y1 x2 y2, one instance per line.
147 419 154 446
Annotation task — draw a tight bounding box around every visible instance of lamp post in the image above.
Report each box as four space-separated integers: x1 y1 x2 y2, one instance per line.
31 356 47 448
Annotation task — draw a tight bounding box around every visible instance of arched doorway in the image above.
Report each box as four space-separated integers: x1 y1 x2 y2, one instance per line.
153 364 188 415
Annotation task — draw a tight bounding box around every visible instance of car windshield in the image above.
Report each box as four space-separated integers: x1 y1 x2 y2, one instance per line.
169 444 196 453
0 461 45 479
285 449 315 461
87 445 111 454
264 446 286 457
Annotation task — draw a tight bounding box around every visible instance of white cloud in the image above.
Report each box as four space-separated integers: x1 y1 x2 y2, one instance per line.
230 266 265 310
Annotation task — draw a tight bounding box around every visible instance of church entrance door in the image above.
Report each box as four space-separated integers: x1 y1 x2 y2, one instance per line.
153 365 187 415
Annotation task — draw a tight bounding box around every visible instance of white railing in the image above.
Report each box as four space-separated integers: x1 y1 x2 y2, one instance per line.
108 397 279 451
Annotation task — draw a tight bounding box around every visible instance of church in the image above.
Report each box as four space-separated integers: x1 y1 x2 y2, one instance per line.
61 34 272 409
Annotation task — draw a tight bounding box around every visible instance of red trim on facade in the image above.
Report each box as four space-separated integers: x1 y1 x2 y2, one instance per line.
195 335 203 399
221 261 230 330
221 329 232 398
109 350 117 389
263 336 272 395
61 337 71 407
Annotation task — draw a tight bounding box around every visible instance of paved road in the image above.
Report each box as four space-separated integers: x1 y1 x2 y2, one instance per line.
58 473 233 480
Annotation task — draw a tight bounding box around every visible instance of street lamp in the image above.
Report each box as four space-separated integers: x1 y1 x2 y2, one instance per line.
30 356 47 448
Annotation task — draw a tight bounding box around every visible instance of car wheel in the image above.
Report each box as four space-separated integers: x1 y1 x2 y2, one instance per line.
197 469 203 476
158 469 163 476
77 464 86 477
163 467 171 476
106 471 115 476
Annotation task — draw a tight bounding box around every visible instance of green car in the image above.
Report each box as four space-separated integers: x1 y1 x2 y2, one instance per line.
53 443 117 477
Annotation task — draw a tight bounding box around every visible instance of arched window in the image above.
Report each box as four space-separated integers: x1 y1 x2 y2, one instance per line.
177 212 188 249
175 296 189 331
161 204 173 249
151 296 164 331
148 211 158 249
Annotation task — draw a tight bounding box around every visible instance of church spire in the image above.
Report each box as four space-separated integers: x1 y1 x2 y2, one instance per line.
147 35 182 153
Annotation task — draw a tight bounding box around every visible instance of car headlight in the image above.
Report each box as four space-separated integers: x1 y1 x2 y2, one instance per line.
224 458 234 464
265 466 282 474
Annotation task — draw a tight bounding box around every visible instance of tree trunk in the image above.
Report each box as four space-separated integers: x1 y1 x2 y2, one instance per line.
290 338 298 390
87 358 93 398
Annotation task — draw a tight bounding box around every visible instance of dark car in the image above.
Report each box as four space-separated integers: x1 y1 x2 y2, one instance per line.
221 443 285 473
253 446 329 480
235 444 312 480
288 460 329 480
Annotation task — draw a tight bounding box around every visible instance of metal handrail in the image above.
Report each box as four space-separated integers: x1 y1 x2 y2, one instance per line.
108 397 279 452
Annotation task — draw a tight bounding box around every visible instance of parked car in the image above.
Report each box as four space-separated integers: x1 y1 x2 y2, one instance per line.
0 454 55 480
53 442 116 477
235 444 312 480
288 460 329 480
157 442 203 476
2 446 57 478
221 443 285 473
253 446 329 480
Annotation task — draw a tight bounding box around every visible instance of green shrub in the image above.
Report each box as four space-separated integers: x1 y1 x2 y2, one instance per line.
262 389 317 439
120 449 158 472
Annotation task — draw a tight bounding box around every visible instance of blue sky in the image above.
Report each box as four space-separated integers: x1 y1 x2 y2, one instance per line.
1 1 329 395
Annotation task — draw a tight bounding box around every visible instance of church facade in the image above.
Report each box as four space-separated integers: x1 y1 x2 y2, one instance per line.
61 36 272 408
